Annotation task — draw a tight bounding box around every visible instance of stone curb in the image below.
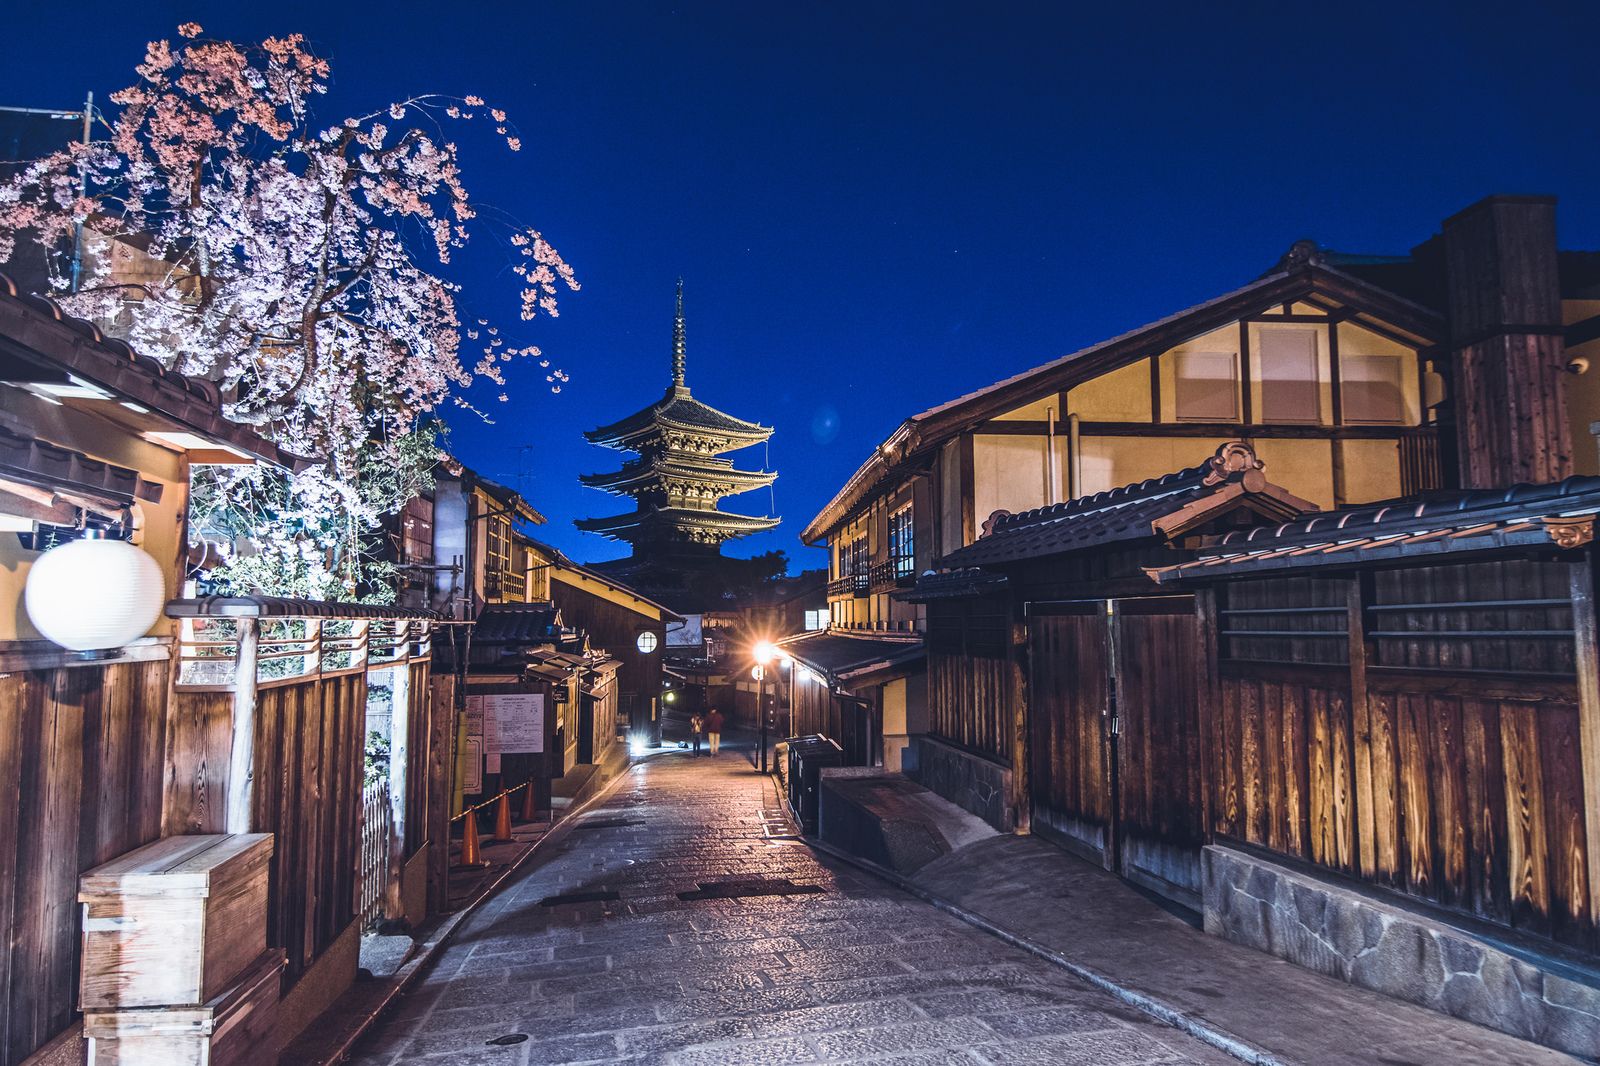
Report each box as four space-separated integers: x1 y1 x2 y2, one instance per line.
800 835 1289 1066
286 761 640 1066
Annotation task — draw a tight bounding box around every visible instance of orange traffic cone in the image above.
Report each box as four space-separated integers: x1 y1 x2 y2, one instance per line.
456 809 488 869
518 778 538 823
490 790 515 843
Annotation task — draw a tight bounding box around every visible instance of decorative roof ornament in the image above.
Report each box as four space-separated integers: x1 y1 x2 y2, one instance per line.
672 278 686 389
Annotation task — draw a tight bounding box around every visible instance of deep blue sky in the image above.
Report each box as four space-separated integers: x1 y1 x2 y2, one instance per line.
5 2 1599 572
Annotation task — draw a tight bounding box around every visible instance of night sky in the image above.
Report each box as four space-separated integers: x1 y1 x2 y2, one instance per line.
4 2 1599 572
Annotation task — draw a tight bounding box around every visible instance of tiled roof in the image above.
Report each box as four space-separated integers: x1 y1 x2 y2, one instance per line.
896 568 1008 603
0 273 303 469
471 604 568 644
936 441 1313 570
1146 475 1600 583
778 630 925 683
575 506 780 537
585 387 771 448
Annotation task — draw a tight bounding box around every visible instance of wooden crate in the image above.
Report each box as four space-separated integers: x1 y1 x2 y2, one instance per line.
83 948 284 1066
79 834 273 1009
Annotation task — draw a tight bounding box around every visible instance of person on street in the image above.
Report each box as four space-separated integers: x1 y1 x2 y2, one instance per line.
705 708 724 756
690 713 704 756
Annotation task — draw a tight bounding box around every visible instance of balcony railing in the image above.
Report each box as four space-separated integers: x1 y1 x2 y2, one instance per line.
826 576 854 598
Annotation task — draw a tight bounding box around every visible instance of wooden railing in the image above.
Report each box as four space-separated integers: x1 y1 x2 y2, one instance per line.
176 618 431 688
359 779 392 931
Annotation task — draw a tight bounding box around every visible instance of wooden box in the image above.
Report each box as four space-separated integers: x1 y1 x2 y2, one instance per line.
83 949 285 1066
79 834 274 1009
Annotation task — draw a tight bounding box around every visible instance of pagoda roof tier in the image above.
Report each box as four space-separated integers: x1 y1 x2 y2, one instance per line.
579 454 777 497
575 505 780 545
584 385 772 453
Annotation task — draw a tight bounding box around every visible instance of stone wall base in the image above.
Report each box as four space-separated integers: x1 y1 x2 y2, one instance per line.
1203 844 1600 1059
909 736 1012 833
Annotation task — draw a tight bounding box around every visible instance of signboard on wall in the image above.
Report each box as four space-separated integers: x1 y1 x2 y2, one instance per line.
486 692 544 754
461 695 485 792
666 613 703 647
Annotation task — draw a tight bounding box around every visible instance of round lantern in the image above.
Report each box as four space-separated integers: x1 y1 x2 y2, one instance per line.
25 534 166 651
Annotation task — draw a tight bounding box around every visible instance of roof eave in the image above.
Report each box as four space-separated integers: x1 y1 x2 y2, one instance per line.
800 265 1448 543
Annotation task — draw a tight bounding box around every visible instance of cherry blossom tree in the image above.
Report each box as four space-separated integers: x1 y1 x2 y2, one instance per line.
0 23 577 599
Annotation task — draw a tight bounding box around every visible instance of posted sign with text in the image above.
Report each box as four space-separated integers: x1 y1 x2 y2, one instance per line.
485 693 545 754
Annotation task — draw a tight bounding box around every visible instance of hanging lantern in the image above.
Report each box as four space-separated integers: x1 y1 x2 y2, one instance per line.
25 534 166 651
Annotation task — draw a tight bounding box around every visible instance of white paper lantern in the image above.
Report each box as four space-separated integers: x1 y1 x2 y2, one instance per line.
25 535 166 651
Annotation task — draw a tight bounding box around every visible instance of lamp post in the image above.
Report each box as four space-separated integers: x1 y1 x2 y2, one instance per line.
753 641 775 773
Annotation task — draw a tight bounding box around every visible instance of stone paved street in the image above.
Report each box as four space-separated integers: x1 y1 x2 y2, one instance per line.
350 736 1239 1066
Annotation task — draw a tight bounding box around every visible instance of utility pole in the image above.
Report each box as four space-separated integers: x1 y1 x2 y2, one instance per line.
0 93 96 291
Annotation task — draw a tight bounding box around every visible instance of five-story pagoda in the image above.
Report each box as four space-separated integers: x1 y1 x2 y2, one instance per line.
578 283 778 561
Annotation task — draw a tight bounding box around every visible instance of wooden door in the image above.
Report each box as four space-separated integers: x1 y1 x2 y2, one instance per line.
1027 601 1114 864
1112 596 1205 908
1028 597 1206 908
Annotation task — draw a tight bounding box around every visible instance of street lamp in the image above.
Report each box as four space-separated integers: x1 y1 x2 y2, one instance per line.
753 641 775 773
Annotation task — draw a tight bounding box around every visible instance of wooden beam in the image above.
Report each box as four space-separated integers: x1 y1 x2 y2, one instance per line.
972 419 1429 441
959 433 975 548
1568 557 1600 928
1238 321 1253 426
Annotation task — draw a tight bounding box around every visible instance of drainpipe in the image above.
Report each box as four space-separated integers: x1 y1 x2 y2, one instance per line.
1045 406 1057 505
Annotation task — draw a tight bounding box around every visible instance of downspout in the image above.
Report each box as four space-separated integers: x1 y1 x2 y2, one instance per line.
1045 406 1057 505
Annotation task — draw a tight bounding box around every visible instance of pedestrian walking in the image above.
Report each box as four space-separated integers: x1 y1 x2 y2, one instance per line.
690 713 703 756
705 709 724 756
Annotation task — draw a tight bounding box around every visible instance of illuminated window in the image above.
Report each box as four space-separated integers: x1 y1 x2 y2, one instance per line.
1175 351 1238 421
1258 330 1319 423
804 609 827 631
889 505 914 577
1342 354 1405 424
636 631 658 653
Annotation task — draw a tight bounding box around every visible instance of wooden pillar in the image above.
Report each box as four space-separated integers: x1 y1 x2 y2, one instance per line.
1194 588 1220 841
426 672 455 916
382 638 411 923
226 618 259 835
1010 619 1031 835
1348 576 1378 878
1569 557 1600 927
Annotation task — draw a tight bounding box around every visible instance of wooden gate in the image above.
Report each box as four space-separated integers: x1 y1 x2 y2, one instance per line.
1028 596 1206 908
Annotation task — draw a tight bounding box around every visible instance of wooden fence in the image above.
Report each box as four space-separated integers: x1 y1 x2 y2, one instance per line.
1210 559 1595 952
0 646 171 1066
926 596 1012 764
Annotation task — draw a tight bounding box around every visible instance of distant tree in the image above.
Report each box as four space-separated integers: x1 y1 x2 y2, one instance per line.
0 23 577 598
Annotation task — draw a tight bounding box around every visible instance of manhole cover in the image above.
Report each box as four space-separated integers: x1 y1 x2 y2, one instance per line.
539 890 621 906
486 1034 529 1046
570 817 644 831
677 878 824 901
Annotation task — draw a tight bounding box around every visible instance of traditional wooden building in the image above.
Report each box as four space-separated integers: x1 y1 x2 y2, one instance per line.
518 534 681 750
874 196 1600 1052
578 283 778 602
0 274 444 1065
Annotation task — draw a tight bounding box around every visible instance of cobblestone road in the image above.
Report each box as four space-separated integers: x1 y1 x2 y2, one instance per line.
352 738 1238 1066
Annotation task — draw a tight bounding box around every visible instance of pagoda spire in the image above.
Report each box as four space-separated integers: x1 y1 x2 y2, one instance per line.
672 278 686 388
